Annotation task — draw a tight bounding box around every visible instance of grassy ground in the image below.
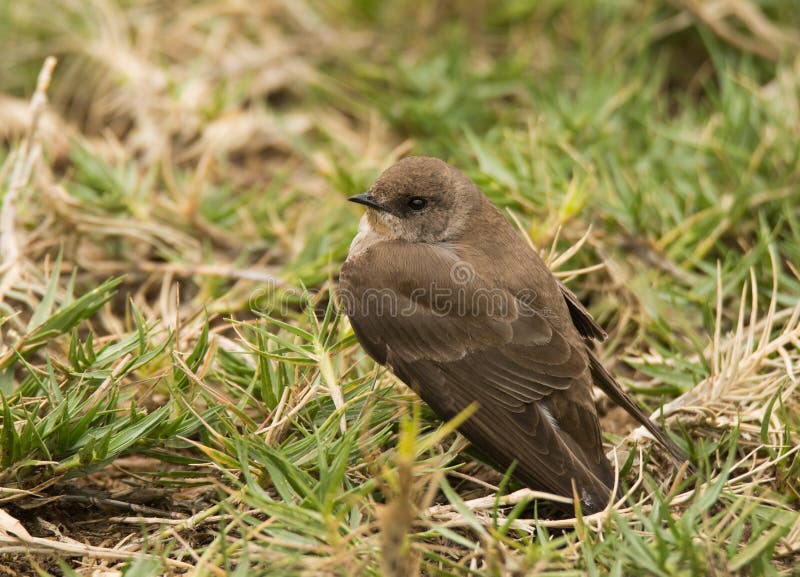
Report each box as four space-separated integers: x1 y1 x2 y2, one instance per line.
1 1 799 575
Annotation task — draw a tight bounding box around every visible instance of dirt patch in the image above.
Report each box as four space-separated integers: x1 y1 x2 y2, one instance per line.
1 457 218 574
600 405 639 438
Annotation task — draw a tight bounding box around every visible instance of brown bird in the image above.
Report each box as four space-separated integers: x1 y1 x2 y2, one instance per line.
339 156 688 514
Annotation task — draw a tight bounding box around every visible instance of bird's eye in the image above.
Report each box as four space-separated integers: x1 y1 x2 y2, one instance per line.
407 197 427 211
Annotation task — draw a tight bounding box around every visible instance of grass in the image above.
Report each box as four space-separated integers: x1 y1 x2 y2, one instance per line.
0 0 799 575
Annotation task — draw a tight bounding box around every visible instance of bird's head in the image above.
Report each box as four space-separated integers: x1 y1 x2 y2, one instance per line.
348 156 482 243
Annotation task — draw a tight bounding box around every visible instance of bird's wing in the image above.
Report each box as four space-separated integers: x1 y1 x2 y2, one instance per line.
394 355 615 507
340 241 583 400
339 241 614 506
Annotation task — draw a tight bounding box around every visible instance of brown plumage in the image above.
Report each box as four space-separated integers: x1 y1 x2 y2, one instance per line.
339 156 689 514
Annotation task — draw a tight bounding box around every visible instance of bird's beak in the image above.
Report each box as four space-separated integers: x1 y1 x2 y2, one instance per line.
348 193 389 212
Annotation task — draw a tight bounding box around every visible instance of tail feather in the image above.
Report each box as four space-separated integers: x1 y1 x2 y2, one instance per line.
588 351 694 471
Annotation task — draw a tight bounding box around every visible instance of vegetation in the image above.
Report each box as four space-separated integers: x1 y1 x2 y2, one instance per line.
0 1 798 574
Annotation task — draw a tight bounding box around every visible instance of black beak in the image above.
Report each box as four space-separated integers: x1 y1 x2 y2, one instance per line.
348 193 389 212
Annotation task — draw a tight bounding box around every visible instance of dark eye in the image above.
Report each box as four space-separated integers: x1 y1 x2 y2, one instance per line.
407 197 427 211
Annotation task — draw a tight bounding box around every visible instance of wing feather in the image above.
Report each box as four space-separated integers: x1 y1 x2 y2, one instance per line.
340 240 616 510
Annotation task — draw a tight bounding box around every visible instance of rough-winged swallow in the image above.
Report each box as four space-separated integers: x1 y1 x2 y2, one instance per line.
339 156 689 514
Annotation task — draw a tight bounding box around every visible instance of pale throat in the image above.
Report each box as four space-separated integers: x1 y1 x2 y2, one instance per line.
347 214 384 257
365 210 394 237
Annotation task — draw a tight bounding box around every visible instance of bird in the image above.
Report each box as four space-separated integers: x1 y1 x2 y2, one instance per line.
338 156 689 514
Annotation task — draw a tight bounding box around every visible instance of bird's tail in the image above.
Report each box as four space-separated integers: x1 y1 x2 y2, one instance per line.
588 351 695 471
